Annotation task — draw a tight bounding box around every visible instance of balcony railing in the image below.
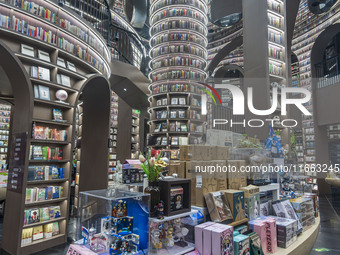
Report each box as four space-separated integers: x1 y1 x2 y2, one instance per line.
315 55 340 88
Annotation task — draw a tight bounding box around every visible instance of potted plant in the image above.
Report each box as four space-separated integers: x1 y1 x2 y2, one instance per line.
139 152 167 216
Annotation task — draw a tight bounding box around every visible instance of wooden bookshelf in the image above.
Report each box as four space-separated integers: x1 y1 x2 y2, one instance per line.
0 0 111 253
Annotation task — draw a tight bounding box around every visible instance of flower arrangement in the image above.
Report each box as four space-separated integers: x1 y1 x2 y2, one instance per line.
139 152 168 182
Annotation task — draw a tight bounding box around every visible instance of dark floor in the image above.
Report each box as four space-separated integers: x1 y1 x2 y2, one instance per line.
0 195 339 255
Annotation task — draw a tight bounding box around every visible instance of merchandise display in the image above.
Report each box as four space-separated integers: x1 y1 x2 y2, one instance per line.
77 189 149 254
0 0 338 253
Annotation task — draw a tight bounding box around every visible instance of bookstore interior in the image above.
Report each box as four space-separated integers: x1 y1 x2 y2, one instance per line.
0 0 339 254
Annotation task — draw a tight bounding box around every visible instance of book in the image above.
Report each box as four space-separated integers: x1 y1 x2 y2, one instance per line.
178 110 185 118
176 122 181 132
181 124 188 132
169 122 176 132
38 85 50 100
57 57 66 68
156 99 162 106
30 66 38 78
33 85 39 98
37 50 50 62
161 122 167 132
36 188 46 201
66 61 76 72
179 98 186 105
33 226 44 240
154 124 161 132
44 223 53 238
45 186 53 200
170 110 177 118
38 67 50 81
52 109 63 122
161 137 168 145
21 44 35 57
49 205 61 219
39 207 50 221
52 186 60 199
171 98 178 105
29 208 40 224
162 98 168 105
52 222 60 236
171 136 179 146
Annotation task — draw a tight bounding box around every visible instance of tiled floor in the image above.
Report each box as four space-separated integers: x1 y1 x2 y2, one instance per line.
0 195 339 254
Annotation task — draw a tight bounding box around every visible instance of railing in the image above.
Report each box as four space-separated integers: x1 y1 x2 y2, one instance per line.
62 0 112 42
315 55 340 88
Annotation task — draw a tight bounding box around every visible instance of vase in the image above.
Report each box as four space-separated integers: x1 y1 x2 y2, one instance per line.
144 181 160 217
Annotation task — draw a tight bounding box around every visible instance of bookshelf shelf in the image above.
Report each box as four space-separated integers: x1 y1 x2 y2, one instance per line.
22 217 66 229
25 197 68 207
30 139 70 145
27 179 69 185
30 78 78 93
15 53 56 69
32 119 72 127
29 160 69 164
34 99 74 109
21 233 65 248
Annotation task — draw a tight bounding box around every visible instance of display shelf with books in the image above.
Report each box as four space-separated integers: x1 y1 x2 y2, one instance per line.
291 0 339 165
108 92 119 173
131 109 140 159
0 0 110 76
0 104 10 188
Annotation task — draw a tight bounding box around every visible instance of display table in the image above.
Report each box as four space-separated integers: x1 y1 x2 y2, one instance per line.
274 217 320 255
325 178 340 188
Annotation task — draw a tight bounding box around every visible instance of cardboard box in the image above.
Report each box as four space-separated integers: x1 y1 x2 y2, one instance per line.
187 161 228 207
223 190 245 221
210 146 230 160
253 221 267 254
244 232 264 255
204 191 233 222
264 218 277 254
227 160 247 189
168 160 186 178
211 225 233 255
203 224 222 255
194 222 216 254
240 185 260 198
180 145 211 161
233 234 250 255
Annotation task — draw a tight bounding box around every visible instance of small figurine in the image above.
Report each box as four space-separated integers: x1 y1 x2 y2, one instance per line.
176 196 182 209
117 200 124 217
151 229 163 249
156 201 164 220
165 226 175 247
173 218 189 247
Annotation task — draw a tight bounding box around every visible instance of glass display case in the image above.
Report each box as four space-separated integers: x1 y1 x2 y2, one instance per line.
149 210 200 255
76 188 150 254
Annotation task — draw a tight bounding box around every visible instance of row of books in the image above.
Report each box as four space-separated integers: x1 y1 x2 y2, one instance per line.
152 8 206 24
27 165 65 181
26 186 64 203
23 205 61 225
154 122 188 133
152 20 205 34
152 0 205 13
268 48 283 60
6 0 105 55
156 97 186 106
208 31 243 51
29 145 63 161
268 1 282 14
152 70 205 82
268 16 283 29
154 136 188 146
21 222 60 246
0 12 105 72
156 109 186 119
189 109 201 120
268 31 283 45
32 125 67 142
151 45 206 59
152 57 205 69
269 63 283 76
152 33 205 46
152 84 189 94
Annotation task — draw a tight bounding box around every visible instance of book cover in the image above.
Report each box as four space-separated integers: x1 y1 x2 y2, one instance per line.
52 222 59 236
38 85 50 100
36 188 46 201
45 186 53 200
44 223 53 238
29 208 40 224
52 186 60 199
33 225 44 240
39 207 50 221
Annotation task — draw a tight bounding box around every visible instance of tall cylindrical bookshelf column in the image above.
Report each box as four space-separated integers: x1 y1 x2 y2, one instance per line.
149 0 208 149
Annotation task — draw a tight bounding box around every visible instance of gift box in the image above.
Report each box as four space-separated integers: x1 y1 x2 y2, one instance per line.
264 218 277 254
244 193 260 220
211 225 233 255
233 234 250 255
194 221 216 254
203 223 227 255
244 231 264 255
204 191 233 223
